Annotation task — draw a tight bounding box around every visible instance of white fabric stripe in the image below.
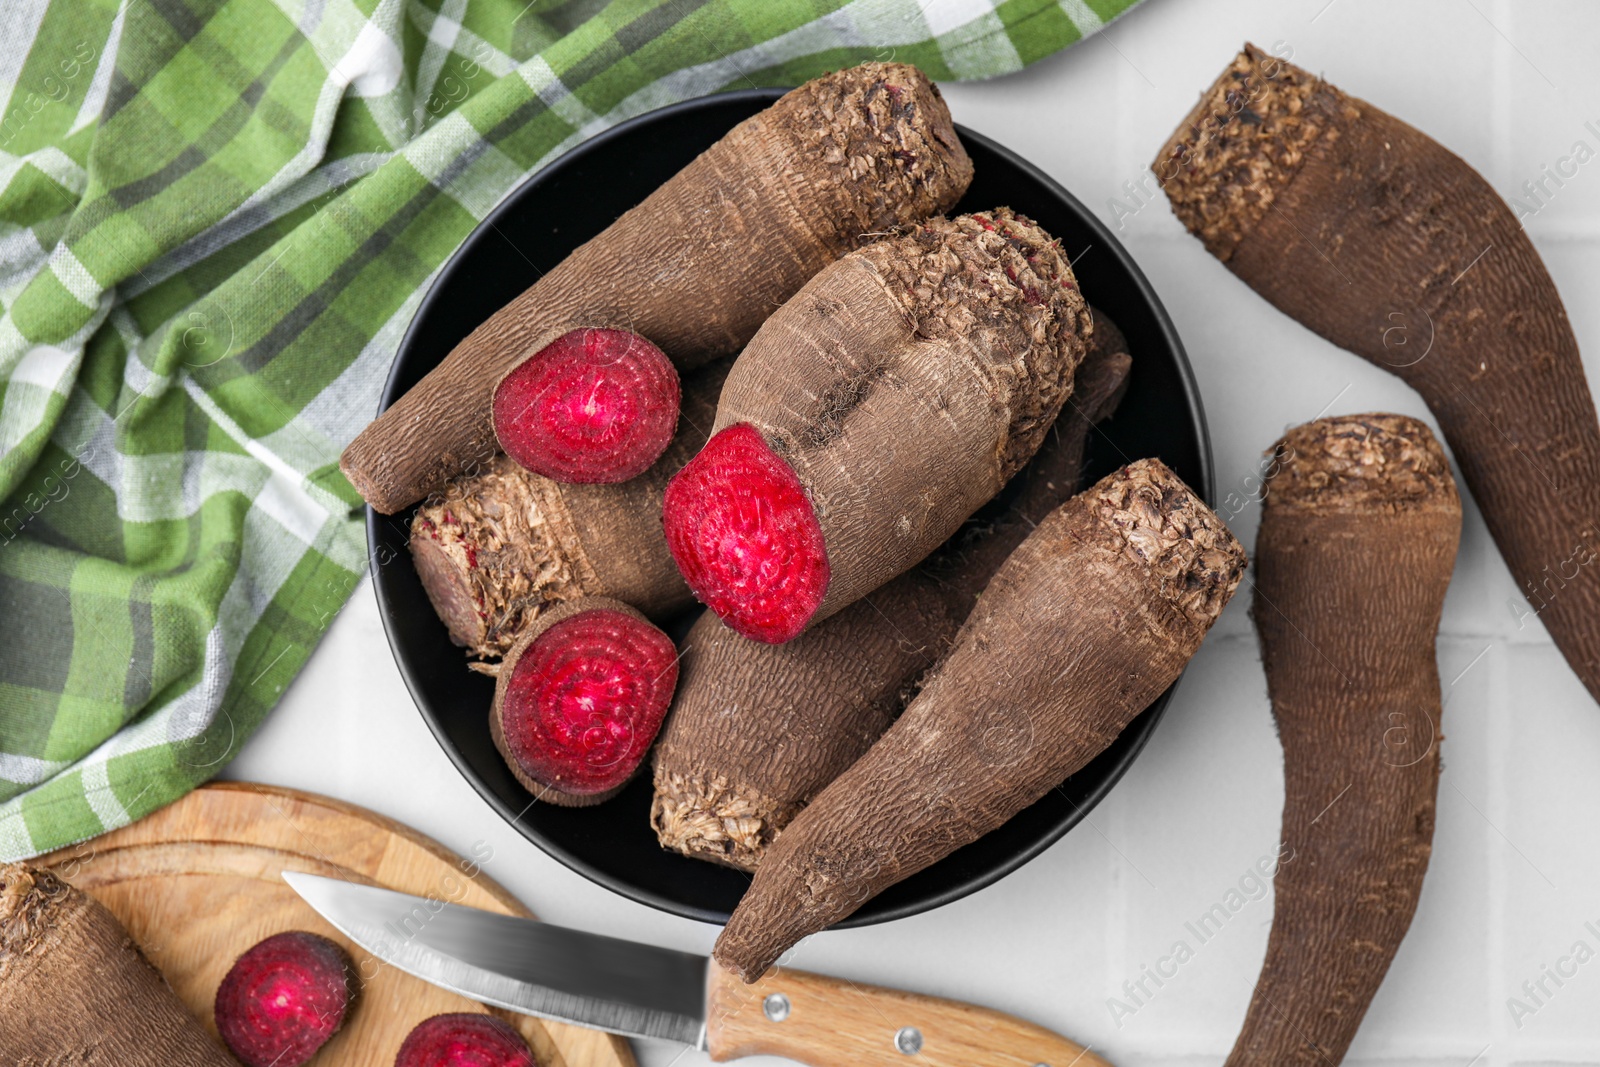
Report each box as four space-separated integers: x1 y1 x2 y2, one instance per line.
917 0 1002 36
226 74 347 221
0 277 30 310
269 0 408 142
0 752 69 786
180 375 351 529
80 759 129 833
0 154 25 201
437 129 522 219
0 225 46 296
400 109 477 183
0 0 52 125
167 626 229 746
334 19 404 99
0 296 106 457
9 341 73 390
57 374 328 526
107 304 144 362
939 12 1021 78
0 805 33 860
254 468 329 548
55 388 118 487
411 0 467 122
452 27 514 80
121 451 266 524
0 293 103 380
405 5 514 81
211 0 407 247
0 316 25 372
0 375 72 455
62 631 227 815
70 0 129 134
584 7 876 121
601 0 1089 123
0 145 86 209
100 625 229 762
285 269 428 450
123 151 389 297
1057 0 1105 35
0 266 33 307
268 0 383 76
59 429 365 777
26 146 87 195
518 56 603 130
49 245 100 308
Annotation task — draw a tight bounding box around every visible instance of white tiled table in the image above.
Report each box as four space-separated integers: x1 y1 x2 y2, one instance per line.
227 2 1600 1063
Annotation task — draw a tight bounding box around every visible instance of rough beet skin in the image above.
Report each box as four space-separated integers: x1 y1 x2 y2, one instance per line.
342 62 973 515
713 460 1247 981
214 931 356 1067
666 209 1090 645
493 327 680 484
412 360 729 660
491 597 680 805
651 315 1133 871
1 862 236 1066
394 1013 535 1067
662 422 830 643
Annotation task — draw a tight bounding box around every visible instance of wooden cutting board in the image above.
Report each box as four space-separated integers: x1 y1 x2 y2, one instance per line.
34 781 636 1067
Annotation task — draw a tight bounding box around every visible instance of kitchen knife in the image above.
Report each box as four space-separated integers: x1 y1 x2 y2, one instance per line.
284 871 1109 1067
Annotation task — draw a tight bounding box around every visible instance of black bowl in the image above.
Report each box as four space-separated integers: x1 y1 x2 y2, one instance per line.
371 89 1212 928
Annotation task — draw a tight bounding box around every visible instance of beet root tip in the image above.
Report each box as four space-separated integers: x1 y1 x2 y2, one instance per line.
493 327 681 484
663 423 830 643
492 599 680 804
213 931 356 1067
394 1013 536 1067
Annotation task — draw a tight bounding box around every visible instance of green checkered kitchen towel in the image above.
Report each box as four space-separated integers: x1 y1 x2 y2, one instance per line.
0 0 1142 860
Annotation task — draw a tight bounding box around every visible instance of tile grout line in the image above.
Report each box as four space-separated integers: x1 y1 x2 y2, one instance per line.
1107 784 1129 1050
1486 17 1511 1064
1104 40 1136 1047
1484 638 1509 1067
1110 20 1135 258
1488 0 1515 191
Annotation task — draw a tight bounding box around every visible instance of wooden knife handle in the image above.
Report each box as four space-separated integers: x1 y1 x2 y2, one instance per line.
704 959 1111 1067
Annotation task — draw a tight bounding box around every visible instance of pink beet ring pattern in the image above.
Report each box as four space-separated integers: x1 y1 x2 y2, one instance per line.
493 606 680 803
662 423 831 644
493 327 680 484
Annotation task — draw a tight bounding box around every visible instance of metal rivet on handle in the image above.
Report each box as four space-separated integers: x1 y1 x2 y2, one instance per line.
894 1026 924 1055
762 993 791 1022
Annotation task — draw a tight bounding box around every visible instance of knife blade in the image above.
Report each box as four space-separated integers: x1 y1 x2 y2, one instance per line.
283 871 706 1045
284 870 1111 1067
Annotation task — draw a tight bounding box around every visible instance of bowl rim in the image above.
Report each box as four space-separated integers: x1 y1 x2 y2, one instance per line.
369 86 1213 928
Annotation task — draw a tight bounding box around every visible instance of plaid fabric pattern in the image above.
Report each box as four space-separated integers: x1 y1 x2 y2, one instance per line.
0 0 1141 860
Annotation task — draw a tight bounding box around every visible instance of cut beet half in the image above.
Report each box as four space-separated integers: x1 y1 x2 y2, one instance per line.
394 1013 536 1067
662 423 830 643
493 327 680 484
490 597 679 806
213 931 356 1067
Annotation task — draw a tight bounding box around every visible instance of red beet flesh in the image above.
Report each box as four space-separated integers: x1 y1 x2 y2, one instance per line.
214 931 355 1067
394 1013 535 1067
500 608 680 798
662 422 830 643
492 327 680 484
